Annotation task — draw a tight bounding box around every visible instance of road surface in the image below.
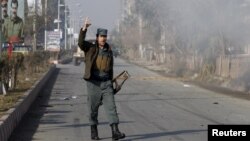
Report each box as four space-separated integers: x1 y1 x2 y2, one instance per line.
9 58 250 141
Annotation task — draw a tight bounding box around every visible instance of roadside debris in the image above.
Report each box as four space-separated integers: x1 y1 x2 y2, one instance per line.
59 95 78 100
213 102 219 105
183 84 191 88
60 97 70 100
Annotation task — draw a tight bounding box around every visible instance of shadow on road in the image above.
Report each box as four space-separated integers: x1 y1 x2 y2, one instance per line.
121 129 207 141
8 68 61 141
37 121 134 133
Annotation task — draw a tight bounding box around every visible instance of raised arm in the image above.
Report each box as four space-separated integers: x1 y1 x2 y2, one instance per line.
78 17 92 52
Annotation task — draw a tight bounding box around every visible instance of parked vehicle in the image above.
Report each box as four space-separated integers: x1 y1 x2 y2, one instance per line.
73 45 85 66
112 47 121 57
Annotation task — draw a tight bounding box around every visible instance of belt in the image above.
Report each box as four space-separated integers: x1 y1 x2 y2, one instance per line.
91 75 110 81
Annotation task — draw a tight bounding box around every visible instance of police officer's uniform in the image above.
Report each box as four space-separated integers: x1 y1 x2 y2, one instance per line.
87 41 119 125
78 28 125 140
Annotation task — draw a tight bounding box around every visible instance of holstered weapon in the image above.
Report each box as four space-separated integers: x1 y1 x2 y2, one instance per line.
112 70 130 94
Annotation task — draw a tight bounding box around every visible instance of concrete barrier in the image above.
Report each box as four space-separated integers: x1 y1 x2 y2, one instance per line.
0 65 56 141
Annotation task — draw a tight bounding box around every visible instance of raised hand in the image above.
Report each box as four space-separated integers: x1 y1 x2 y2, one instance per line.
82 17 91 30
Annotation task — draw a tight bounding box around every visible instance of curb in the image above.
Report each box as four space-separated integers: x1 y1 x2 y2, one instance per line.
0 65 56 141
125 57 250 100
59 57 72 64
188 81 250 101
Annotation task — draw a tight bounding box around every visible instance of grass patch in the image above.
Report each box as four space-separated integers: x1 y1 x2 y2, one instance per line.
0 71 47 117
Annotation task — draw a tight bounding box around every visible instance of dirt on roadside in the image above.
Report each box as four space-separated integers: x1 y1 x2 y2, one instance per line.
125 58 250 101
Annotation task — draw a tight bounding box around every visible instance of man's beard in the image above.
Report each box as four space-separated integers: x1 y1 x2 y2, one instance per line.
99 42 105 46
3 13 8 18
12 13 17 19
99 42 106 47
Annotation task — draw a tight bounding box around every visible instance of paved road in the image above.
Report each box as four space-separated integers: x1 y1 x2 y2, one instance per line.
9 58 250 141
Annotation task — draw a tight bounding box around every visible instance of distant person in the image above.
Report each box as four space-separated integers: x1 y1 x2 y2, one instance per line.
3 0 24 43
78 17 126 140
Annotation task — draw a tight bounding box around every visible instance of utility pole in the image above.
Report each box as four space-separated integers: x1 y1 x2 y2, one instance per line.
73 19 76 46
0 4 2 57
69 19 72 50
0 4 4 95
57 0 64 49
64 8 67 50
139 15 143 59
33 0 37 51
57 0 61 30
44 0 48 50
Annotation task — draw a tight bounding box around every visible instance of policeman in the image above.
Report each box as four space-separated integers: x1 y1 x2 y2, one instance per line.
78 17 125 140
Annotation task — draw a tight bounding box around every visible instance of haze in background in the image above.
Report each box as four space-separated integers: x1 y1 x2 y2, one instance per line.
65 0 121 37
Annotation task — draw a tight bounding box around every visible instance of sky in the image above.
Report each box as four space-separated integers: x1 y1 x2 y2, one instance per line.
65 0 122 37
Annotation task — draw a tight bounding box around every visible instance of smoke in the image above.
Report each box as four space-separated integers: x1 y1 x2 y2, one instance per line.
157 0 250 55
116 0 250 91
153 0 250 91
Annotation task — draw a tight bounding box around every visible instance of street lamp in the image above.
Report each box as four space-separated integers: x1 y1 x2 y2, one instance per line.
57 0 65 30
52 0 65 50
64 8 69 50
33 0 37 51
45 0 48 50
54 19 62 23
69 18 73 50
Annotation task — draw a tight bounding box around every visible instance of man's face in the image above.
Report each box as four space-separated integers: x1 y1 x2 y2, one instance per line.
1 1 8 17
97 35 107 47
11 3 18 18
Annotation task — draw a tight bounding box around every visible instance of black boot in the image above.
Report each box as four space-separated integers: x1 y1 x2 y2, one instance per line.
110 123 126 140
91 125 100 140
